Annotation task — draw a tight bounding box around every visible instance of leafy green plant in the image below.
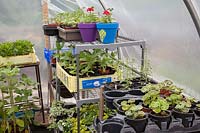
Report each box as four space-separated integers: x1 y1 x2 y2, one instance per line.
166 93 183 106
121 99 145 119
59 48 117 77
175 100 191 113
196 104 200 110
149 98 169 115
0 40 34 57
79 7 99 23
142 90 160 106
52 8 84 27
0 65 37 133
100 8 114 23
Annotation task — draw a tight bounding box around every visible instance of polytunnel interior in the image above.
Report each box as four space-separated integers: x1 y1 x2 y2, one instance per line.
0 0 200 132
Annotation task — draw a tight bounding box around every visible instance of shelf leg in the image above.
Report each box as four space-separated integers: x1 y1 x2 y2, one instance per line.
35 65 45 123
99 86 104 121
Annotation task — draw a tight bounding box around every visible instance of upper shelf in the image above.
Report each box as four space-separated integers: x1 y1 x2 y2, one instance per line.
74 39 145 54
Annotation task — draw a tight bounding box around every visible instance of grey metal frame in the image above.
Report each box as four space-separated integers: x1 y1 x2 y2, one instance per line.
183 0 200 38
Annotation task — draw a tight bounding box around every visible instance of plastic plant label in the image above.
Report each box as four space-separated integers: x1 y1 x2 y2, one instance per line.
82 77 112 89
99 29 106 42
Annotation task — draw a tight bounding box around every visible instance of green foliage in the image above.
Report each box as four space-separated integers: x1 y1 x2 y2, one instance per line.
59 48 117 77
100 8 114 23
196 104 200 110
121 99 145 119
0 65 37 132
142 90 159 106
48 102 115 133
149 98 169 114
52 8 84 27
49 101 75 118
175 100 191 113
80 8 99 23
141 80 183 94
0 40 34 57
166 93 183 106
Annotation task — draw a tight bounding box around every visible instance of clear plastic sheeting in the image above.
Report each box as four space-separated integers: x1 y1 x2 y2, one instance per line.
77 0 200 99
48 0 79 18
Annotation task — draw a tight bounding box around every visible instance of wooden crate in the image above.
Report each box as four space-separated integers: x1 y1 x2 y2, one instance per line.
56 62 118 93
0 48 37 65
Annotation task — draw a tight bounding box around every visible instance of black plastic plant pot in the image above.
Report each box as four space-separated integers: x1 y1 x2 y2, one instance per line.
103 90 126 109
149 110 172 130
125 115 148 133
113 98 143 109
102 118 124 133
128 89 145 96
104 81 122 91
194 108 200 117
43 24 58 36
172 109 195 128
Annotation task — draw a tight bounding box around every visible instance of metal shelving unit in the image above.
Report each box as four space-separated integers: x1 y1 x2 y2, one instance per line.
55 37 146 133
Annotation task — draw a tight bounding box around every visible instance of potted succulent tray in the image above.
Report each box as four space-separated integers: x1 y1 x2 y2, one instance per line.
43 24 58 36
56 62 118 93
0 40 37 65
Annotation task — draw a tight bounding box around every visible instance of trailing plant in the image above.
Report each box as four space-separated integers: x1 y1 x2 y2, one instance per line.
149 98 169 115
0 65 37 132
0 40 34 57
121 99 145 119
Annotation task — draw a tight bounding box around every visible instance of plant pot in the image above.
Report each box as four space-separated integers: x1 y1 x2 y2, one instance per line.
51 79 73 98
58 27 82 41
43 24 58 36
128 89 145 96
96 22 119 44
102 118 124 133
194 107 200 117
125 115 148 133
78 23 97 42
149 110 172 130
172 109 195 128
103 90 126 109
113 98 143 109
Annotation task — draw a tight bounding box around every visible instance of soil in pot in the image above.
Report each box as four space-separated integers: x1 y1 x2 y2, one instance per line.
149 110 172 130
125 115 148 133
172 109 195 128
103 90 126 109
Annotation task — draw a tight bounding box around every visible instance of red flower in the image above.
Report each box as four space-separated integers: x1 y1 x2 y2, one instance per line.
87 7 94 12
103 10 111 15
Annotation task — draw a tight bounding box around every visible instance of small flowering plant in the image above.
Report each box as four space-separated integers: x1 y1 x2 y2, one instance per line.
80 7 99 23
100 8 114 23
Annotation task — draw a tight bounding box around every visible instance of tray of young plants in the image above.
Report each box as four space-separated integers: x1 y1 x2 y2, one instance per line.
56 48 118 92
48 101 116 133
104 77 157 91
0 40 37 65
109 80 200 133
